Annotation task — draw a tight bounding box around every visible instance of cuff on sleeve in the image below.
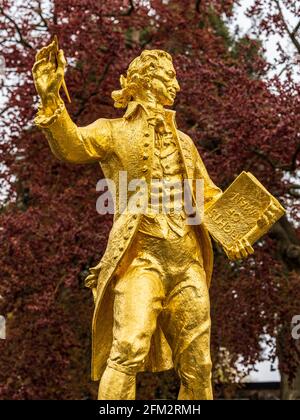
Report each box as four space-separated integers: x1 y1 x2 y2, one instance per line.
34 101 65 128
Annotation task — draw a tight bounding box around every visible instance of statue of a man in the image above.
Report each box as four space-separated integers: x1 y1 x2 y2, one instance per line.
32 41 254 400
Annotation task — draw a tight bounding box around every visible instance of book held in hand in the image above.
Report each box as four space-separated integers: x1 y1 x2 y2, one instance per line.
204 172 285 257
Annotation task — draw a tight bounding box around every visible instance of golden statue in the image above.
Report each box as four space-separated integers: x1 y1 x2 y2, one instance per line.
32 39 284 400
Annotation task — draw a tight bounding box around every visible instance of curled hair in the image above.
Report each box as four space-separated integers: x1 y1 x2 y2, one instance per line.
111 50 172 109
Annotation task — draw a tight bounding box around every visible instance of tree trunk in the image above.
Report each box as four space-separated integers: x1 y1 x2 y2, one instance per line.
270 216 300 400
281 369 300 400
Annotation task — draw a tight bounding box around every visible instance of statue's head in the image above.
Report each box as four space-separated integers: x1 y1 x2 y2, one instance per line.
112 50 180 109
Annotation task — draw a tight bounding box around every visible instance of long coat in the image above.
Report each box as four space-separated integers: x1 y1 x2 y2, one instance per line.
40 101 222 381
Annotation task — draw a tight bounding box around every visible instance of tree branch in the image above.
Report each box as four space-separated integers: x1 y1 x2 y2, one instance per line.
0 105 11 117
73 57 115 118
121 0 134 16
195 0 202 13
251 143 300 172
288 189 300 199
278 63 290 78
290 32 300 55
36 0 49 30
251 147 281 170
269 216 300 270
274 0 300 54
292 20 300 38
103 0 134 17
274 0 292 36
291 143 300 171
0 7 33 49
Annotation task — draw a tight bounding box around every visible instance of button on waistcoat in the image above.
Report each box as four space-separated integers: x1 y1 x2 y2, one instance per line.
139 110 189 239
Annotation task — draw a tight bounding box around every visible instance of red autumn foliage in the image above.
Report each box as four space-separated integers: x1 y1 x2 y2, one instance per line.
0 0 300 399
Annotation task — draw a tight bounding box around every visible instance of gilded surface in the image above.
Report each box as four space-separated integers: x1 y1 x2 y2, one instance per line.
32 39 285 400
204 171 285 260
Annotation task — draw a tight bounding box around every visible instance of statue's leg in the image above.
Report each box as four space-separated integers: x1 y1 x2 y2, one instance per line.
160 263 213 400
98 366 136 400
98 265 164 400
177 340 213 400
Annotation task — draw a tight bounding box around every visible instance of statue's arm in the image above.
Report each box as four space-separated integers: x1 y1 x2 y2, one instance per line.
35 106 112 164
32 40 112 164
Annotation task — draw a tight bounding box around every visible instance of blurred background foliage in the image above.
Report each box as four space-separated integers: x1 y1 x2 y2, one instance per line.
0 0 300 399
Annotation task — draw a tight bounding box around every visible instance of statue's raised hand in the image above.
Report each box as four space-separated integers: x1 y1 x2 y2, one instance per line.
32 40 66 108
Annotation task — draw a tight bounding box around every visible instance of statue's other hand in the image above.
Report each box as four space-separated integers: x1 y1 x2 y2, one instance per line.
32 40 67 106
227 238 254 261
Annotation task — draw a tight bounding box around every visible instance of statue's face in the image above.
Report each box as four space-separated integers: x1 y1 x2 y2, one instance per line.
149 57 180 106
